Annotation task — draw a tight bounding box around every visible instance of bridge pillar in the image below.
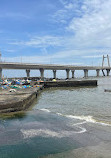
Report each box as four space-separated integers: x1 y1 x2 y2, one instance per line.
72 70 75 78
40 68 44 80
106 69 110 76
26 69 30 78
96 69 100 77
66 69 70 79
53 70 56 79
84 69 88 78
0 68 2 79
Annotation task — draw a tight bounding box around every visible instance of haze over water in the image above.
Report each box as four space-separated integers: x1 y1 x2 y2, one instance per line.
0 77 111 158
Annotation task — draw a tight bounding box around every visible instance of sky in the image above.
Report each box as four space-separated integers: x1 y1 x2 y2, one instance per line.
0 0 111 68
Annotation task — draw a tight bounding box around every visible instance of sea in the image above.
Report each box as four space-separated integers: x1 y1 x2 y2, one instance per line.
0 77 111 158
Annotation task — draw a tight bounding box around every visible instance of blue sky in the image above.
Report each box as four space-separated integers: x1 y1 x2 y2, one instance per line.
0 0 111 66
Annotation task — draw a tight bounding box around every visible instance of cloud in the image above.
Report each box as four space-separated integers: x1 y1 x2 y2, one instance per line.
51 0 79 24
67 0 111 49
2 48 107 65
52 0 87 24
83 54 111 58
83 55 103 59
51 0 111 52
4 0 111 66
9 35 65 48
1 48 86 64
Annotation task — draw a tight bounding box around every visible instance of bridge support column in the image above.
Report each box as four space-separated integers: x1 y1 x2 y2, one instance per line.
26 69 30 78
106 69 110 76
0 68 2 79
96 69 100 77
53 70 56 79
66 69 70 79
40 68 44 80
72 70 75 78
84 69 88 78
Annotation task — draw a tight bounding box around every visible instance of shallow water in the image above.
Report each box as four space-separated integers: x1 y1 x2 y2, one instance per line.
0 77 111 158
34 77 111 124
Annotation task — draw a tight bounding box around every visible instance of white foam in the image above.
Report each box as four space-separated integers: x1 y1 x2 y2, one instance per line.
73 121 87 126
21 129 62 139
56 112 111 127
57 112 96 124
70 121 87 134
66 115 96 123
76 126 87 133
56 113 63 116
40 109 51 113
65 114 111 127
96 121 111 127
21 126 86 139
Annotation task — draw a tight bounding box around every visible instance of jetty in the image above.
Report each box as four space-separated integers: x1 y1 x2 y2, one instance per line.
43 80 97 88
0 87 42 113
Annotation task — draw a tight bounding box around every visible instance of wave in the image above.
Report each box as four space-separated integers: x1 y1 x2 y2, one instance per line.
39 108 51 113
65 115 111 127
64 114 111 127
66 115 96 123
39 108 111 127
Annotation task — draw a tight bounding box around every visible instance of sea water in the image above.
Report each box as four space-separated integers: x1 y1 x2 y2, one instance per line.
0 77 111 158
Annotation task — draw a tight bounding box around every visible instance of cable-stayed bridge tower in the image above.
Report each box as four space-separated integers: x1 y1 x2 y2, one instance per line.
102 55 110 76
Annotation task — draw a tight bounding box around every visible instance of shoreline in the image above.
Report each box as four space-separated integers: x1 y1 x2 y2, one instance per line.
0 79 97 116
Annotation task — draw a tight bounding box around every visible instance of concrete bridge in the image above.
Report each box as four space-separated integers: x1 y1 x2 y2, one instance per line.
0 62 110 79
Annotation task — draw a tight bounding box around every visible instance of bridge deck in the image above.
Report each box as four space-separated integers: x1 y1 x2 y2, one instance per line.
0 62 111 70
